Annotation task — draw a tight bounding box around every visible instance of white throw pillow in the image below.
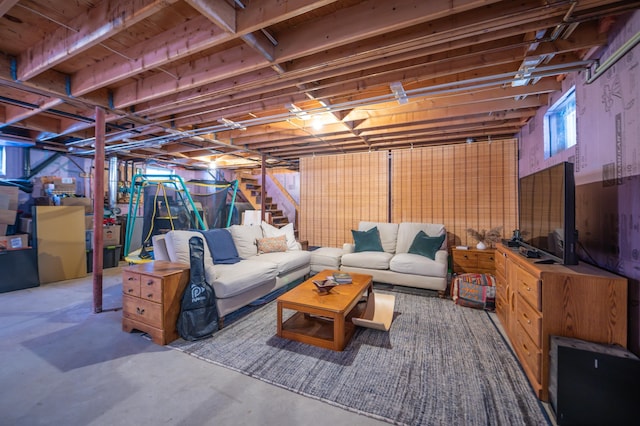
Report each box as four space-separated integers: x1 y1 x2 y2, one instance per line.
261 221 297 251
229 224 263 258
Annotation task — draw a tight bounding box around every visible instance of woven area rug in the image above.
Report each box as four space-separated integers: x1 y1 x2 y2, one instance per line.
170 291 550 425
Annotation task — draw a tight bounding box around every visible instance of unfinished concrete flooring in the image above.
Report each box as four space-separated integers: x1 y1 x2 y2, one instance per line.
0 265 384 425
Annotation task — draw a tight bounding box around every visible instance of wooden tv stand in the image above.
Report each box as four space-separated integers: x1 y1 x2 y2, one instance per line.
494 244 627 401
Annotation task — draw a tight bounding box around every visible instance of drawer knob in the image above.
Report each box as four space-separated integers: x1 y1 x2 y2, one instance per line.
522 312 531 324
127 276 136 281
127 288 134 293
146 280 154 286
136 307 145 315
147 293 153 298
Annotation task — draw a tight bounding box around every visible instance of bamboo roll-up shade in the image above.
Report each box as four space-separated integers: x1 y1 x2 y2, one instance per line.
300 151 389 247
391 139 518 248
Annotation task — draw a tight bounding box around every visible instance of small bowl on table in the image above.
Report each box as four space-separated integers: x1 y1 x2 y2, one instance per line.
312 279 338 294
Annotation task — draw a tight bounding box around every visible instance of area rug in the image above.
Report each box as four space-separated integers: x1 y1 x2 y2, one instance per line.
170 292 550 425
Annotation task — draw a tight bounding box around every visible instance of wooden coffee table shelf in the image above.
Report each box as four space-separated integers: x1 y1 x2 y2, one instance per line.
277 270 373 351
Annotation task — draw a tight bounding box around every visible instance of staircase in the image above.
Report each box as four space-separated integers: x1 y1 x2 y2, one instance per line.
237 173 290 227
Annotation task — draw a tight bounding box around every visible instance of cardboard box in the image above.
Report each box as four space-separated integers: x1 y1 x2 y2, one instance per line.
0 209 17 225
61 197 93 213
0 186 19 210
103 225 121 247
86 223 122 248
0 234 29 250
40 176 76 194
0 223 7 236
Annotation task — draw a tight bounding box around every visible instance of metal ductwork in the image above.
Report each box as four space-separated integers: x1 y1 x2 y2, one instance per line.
108 155 118 210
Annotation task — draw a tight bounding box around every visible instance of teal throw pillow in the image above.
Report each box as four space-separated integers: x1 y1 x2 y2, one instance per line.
352 227 384 252
408 231 445 260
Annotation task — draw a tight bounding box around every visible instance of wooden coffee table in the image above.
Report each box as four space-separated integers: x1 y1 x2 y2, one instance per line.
277 270 373 351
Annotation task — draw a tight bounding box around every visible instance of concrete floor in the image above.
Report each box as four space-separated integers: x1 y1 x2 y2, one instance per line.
0 265 386 426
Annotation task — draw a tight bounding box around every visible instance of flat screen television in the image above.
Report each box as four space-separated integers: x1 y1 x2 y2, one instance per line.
518 162 578 265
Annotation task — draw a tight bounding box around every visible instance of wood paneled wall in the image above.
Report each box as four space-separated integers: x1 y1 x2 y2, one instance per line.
391 140 518 247
299 139 518 248
300 152 388 247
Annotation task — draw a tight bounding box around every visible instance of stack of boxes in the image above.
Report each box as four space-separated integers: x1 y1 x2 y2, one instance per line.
0 186 29 250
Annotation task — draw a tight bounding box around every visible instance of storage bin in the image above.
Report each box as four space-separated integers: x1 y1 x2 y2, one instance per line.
86 245 122 273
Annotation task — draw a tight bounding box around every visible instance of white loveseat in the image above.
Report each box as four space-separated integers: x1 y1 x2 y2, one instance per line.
339 221 448 292
156 223 311 322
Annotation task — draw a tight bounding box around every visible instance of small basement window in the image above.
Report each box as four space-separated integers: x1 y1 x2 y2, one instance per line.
0 147 5 176
544 87 576 158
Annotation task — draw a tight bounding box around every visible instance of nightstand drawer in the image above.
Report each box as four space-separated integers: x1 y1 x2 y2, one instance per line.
139 274 163 303
140 275 162 303
123 295 163 327
122 271 141 297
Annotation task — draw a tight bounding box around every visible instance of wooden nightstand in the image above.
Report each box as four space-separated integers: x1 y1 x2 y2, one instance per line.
451 247 496 275
122 260 189 345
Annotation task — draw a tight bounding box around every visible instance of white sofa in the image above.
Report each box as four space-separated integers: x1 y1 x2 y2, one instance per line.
156 223 311 323
339 221 448 292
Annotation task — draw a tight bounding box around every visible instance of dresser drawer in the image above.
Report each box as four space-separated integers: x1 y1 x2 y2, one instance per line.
477 252 495 269
517 268 541 310
454 251 478 268
516 293 542 346
139 274 163 303
122 271 141 297
514 323 542 383
123 295 163 327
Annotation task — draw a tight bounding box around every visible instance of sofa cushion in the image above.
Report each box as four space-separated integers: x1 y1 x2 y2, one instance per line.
211 259 278 298
390 252 447 277
261 221 298 251
352 227 384 252
254 250 312 275
164 230 214 266
341 251 393 270
396 223 447 254
257 235 288 253
229 224 263 258
359 221 399 253
408 231 446 260
200 229 241 264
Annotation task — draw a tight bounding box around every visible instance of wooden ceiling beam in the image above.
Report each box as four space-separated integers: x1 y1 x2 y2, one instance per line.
235 110 536 150
353 96 546 129
273 0 503 62
185 0 236 33
0 0 19 17
71 16 231 96
110 0 503 110
18 0 179 81
285 0 568 73
237 0 340 34
113 45 269 108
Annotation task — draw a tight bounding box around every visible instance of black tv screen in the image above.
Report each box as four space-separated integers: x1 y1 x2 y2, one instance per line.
518 162 578 265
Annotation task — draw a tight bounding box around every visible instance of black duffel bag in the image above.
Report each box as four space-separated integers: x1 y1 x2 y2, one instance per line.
177 236 219 341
